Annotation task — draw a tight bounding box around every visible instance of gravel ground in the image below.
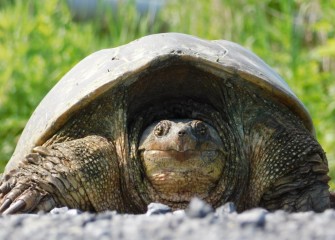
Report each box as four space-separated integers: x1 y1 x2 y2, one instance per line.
1 198 335 240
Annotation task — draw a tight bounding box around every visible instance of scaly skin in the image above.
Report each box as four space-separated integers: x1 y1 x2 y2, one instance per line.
0 136 124 214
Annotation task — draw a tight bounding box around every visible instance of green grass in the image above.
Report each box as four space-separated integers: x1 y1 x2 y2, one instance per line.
0 0 334 186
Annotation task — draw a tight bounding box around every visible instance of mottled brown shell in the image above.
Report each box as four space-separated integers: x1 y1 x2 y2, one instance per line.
5 33 313 172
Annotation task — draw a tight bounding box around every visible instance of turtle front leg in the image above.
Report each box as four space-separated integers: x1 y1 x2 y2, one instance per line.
259 152 330 212
243 113 332 212
0 135 122 214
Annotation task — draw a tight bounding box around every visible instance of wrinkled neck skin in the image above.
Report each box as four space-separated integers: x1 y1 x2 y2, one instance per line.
126 96 249 212
125 82 316 213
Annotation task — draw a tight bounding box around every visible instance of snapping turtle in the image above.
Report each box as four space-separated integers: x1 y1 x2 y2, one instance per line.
0 33 331 214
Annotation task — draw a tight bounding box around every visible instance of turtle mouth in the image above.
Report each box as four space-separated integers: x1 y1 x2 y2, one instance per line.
142 149 220 163
140 149 225 203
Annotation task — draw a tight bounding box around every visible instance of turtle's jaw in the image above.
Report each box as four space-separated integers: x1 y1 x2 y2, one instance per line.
141 149 225 203
143 149 220 162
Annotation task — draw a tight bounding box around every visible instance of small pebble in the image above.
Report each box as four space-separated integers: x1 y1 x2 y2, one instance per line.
66 209 83 215
173 210 186 216
185 198 213 218
146 203 172 215
216 202 237 215
236 208 268 227
50 207 82 215
50 207 70 215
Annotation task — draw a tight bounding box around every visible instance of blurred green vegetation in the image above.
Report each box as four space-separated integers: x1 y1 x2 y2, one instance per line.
0 0 334 186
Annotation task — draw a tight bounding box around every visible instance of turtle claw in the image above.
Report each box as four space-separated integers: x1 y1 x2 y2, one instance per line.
2 200 26 215
0 180 48 214
0 183 8 194
0 198 12 212
0 185 25 214
0 177 16 195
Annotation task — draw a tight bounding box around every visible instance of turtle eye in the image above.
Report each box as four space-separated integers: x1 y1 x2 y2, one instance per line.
154 120 171 137
191 120 208 136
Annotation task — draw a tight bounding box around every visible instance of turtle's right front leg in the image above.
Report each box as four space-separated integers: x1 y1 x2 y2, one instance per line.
0 135 123 214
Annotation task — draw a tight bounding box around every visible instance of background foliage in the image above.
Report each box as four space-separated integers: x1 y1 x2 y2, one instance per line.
0 0 334 185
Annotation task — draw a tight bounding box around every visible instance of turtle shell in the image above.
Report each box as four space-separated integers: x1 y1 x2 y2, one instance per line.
5 33 313 172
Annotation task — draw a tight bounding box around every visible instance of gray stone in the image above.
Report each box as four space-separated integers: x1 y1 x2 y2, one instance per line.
216 202 237 215
185 198 214 218
173 209 186 216
50 207 70 214
236 208 268 227
66 209 83 215
49 207 83 216
146 202 172 215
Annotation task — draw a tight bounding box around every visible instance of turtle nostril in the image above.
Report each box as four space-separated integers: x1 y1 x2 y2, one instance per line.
178 130 186 136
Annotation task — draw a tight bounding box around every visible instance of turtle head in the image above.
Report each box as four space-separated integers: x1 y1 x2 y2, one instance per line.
138 119 225 203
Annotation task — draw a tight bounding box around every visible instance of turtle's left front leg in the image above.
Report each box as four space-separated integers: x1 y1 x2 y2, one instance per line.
244 113 331 212
259 152 330 212
253 125 330 212
0 135 123 214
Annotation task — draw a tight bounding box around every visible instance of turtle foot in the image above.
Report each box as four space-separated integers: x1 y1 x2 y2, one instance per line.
0 177 54 214
0 151 57 215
